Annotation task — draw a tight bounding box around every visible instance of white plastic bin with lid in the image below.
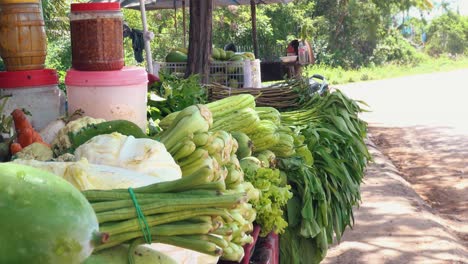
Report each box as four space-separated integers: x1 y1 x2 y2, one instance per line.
0 69 65 130
65 66 148 130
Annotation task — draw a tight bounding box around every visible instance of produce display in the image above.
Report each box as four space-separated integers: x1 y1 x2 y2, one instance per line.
163 47 259 89
158 88 369 263
165 47 255 63
0 69 369 264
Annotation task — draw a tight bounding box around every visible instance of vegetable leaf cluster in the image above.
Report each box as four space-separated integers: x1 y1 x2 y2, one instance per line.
147 72 207 121
244 167 292 237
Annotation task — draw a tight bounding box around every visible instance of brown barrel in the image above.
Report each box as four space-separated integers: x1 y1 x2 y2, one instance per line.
0 2 47 71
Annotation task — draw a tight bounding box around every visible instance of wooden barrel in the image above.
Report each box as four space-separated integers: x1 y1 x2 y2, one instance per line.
0 2 46 71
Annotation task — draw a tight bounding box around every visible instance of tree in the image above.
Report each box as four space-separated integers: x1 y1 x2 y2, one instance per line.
185 0 213 83
41 0 70 40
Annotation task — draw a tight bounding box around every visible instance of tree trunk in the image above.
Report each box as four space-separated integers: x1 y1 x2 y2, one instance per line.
185 0 213 83
250 0 259 59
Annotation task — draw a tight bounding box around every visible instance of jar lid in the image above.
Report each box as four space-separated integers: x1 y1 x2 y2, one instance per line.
0 0 39 4
0 69 59 88
71 2 121 12
65 66 148 87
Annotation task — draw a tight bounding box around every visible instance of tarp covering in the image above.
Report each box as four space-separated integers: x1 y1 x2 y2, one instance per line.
90 0 293 10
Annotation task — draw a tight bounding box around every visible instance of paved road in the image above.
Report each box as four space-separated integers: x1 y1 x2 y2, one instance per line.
322 69 468 264
336 69 468 133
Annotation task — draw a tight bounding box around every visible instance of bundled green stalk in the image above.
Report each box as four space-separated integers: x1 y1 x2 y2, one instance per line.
152 104 260 262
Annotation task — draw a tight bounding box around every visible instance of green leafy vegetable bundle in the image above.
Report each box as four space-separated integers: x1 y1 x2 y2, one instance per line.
279 89 371 264
147 72 207 121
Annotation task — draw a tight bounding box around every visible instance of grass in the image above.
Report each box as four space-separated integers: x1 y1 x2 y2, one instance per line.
303 55 468 85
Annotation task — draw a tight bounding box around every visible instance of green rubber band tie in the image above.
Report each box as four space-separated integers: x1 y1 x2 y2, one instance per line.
128 188 152 244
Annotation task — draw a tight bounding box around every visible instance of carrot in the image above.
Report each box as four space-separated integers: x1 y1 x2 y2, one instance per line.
17 127 33 147
11 109 48 148
10 143 22 155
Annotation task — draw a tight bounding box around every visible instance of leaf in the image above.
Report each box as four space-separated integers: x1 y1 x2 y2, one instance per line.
286 196 302 228
329 115 353 137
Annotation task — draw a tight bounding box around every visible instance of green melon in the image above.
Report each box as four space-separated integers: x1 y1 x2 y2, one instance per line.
0 163 102 264
165 51 188 62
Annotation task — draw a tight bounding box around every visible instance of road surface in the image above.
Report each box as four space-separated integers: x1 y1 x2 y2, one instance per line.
322 69 468 264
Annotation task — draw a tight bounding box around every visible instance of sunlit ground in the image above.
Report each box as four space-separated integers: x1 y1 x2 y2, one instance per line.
337 68 468 135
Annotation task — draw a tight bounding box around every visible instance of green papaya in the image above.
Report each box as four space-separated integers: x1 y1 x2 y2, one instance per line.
219 49 227 61
173 47 188 54
165 51 188 62
243 52 256 60
0 163 102 264
212 48 221 60
225 50 235 60
84 245 177 264
226 55 242 74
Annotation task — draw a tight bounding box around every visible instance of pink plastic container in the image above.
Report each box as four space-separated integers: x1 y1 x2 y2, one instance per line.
65 66 148 130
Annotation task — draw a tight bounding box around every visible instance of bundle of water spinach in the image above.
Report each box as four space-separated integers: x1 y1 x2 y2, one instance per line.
279 89 371 264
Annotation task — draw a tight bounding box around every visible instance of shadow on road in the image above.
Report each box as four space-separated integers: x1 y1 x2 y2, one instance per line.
322 143 468 264
370 125 467 225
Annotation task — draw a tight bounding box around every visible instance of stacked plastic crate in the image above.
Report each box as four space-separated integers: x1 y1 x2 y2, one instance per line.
153 59 261 88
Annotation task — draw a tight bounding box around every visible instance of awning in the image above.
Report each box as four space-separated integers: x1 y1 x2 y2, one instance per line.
91 0 293 10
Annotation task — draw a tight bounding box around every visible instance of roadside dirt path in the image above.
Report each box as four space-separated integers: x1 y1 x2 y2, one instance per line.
322 140 468 264
322 69 468 263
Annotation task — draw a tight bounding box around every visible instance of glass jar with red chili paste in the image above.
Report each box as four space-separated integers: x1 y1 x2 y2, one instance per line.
70 2 124 71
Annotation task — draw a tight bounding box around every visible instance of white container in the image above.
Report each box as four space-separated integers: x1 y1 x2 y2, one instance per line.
65 66 148 130
0 69 65 130
153 59 262 88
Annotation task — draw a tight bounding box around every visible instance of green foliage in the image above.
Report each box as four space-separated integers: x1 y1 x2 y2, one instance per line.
211 3 318 60
372 29 424 65
303 55 468 85
147 72 207 121
123 9 187 63
0 59 4 71
45 37 72 91
425 12 468 56
41 0 70 41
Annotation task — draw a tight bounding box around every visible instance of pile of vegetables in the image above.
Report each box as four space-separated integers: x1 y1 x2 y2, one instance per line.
158 89 369 264
0 72 370 264
164 47 255 63
159 95 294 238
163 48 257 89
156 104 259 261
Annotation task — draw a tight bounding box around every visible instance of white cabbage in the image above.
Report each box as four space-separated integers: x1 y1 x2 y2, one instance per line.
12 159 165 191
74 133 181 182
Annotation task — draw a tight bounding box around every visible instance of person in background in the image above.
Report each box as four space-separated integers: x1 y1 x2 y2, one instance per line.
421 32 427 47
287 40 299 57
224 43 237 52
